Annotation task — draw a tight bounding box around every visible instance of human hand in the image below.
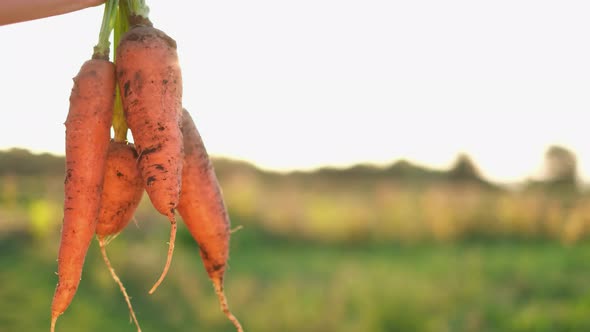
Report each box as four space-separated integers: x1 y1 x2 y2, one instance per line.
0 0 105 26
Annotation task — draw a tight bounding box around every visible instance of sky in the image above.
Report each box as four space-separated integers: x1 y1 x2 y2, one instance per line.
1 0 590 183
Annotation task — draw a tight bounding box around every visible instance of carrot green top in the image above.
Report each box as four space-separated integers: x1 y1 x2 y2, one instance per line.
92 0 118 60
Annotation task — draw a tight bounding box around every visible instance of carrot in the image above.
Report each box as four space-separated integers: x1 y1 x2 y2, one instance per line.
95 140 144 332
96 141 143 237
177 109 243 332
50 58 115 332
116 17 183 293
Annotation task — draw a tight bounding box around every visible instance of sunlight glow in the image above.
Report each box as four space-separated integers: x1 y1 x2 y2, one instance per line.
1 1 590 183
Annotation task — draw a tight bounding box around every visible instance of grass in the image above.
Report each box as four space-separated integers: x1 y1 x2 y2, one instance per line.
3 226 590 332
2 162 590 331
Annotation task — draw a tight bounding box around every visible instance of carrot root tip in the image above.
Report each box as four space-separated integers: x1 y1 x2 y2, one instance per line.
132 216 141 229
148 216 177 295
213 282 244 332
98 238 142 332
50 316 57 332
230 225 244 234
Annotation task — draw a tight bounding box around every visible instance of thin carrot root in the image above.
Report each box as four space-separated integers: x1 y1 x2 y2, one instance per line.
102 233 120 247
132 216 140 229
149 215 177 294
230 225 244 234
213 280 244 332
98 237 142 332
50 317 57 332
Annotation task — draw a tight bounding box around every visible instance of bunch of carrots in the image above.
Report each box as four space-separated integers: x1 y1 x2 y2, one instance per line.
49 1 243 331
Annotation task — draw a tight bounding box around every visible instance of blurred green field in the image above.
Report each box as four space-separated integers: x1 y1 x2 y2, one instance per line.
3 231 590 332
3 149 590 331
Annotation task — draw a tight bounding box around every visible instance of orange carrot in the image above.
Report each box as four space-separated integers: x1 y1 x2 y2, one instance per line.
96 140 143 237
116 18 183 293
50 58 115 332
95 140 144 332
177 109 243 332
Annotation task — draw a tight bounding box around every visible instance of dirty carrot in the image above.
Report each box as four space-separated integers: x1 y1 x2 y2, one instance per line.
50 58 115 332
50 3 117 330
116 14 183 293
177 109 243 332
95 140 144 331
96 141 143 237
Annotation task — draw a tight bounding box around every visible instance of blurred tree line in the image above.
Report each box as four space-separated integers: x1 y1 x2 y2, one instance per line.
526 145 580 194
0 148 64 176
2 145 588 245
0 145 582 190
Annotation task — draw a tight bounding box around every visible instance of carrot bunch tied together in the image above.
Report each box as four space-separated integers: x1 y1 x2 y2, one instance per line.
49 0 243 331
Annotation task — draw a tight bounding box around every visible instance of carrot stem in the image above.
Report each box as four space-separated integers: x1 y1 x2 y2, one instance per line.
93 0 118 60
127 0 150 19
124 0 151 26
112 1 130 142
114 0 129 52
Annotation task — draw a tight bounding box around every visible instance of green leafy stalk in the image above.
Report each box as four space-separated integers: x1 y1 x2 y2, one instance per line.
128 0 150 19
126 0 152 26
112 1 130 142
93 0 119 60
114 0 129 55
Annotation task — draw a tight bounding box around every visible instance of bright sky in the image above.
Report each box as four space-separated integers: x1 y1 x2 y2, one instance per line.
1 1 590 183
